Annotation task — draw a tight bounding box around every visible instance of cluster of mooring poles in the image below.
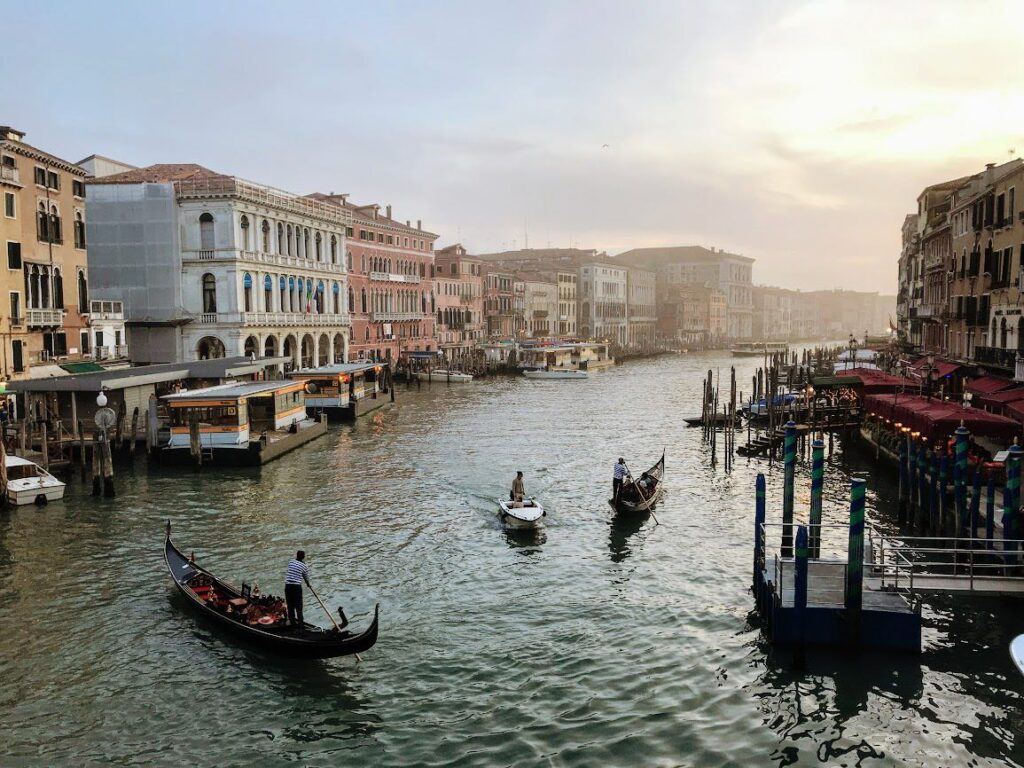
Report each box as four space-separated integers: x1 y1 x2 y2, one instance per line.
700 367 739 471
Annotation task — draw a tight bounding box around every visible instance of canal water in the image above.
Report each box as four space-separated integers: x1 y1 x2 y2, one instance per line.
1 350 1023 767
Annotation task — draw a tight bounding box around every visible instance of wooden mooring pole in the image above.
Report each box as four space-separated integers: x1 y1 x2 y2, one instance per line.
845 478 866 649
781 421 797 558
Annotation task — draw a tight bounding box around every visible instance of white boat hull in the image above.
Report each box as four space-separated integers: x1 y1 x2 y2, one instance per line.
8 478 66 506
498 499 546 528
417 370 474 383
522 369 587 380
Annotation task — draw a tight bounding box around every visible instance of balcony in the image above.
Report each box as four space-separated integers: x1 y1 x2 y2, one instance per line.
93 345 129 360
26 308 64 328
974 346 1018 370
371 311 421 322
370 271 420 284
194 311 351 327
182 249 347 275
0 166 20 185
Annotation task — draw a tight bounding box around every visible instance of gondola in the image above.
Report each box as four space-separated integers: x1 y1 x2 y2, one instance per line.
608 453 665 514
164 525 379 659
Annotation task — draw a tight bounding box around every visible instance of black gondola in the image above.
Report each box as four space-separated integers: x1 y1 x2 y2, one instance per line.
164 527 379 659
608 453 665 514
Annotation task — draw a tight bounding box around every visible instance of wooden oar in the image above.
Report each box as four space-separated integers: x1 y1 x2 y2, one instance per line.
307 581 361 662
623 461 659 526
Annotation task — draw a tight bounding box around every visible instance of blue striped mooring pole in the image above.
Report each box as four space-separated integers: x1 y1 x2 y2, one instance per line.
809 438 824 559
782 421 797 558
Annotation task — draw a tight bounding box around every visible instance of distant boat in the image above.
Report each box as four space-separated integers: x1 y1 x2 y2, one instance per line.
417 369 473 383
609 453 665 514
523 368 588 380
498 498 546 529
730 341 789 358
5 455 65 506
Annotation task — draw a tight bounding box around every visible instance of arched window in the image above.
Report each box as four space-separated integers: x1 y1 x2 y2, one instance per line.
37 202 49 241
49 205 62 244
361 288 367 314
332 282 340 314
330 235 338 264
77 269 88 310
304 229 311 259
315 232 322 262
53 267 64 309
199 212 214 250
288 276 296 311
279 275 287 311
240 215 250 250
264 274 273 310
286 225 294 255
348 286 354 312
202 273 217 313
277 223 284 254
316 281 325 313
261 220 270 252
243 272 253 312
74 212 86 249
1001 317 1008 348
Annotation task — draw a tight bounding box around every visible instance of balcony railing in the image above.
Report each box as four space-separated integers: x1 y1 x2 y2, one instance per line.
26 308 64 327
195 311 350 327
0 166 20 184
93 345 130 360
370 271 420 284
371 311 421 322
182 249 347 275
974 346 1018 370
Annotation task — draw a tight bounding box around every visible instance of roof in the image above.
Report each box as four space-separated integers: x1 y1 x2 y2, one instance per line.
307 193 438 237
614 245 754 267
966 375 1018 396
292 362 384 375
6 356 290 393
87 163 227 185
162 379 301 402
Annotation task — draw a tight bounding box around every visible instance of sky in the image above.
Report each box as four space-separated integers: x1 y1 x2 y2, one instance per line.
5 0 1024 294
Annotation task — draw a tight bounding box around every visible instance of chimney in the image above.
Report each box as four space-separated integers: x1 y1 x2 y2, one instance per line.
406 220 411 227
329 190 335 196
386 204 392 220
372 205 378 220
417 219 422 230
339 193 349 204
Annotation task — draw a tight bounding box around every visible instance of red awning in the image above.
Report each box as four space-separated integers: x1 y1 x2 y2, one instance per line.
1007 401 1024 422
864 392 1020 443
966 375 1017 395
909 357 963 380
843 367 917 393
975 387 1024 408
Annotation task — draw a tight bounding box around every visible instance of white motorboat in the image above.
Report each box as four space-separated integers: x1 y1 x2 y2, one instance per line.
522 368 588 380
1012 635 1024 676
5 455 66 505
417 369 474 383
498 498 546 529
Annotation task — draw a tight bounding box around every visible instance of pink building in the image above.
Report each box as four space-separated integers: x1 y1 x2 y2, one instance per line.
434 244 485 361
309 195 438 362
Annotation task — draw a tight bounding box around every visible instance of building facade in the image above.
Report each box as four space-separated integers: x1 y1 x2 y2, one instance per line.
751 286 793 341
617 245 754 339
87 164 350 368
434 244 484 360
522 279 558 337
626 266 657 348
578 261 628 345
310 195 437 363
0 126 92 379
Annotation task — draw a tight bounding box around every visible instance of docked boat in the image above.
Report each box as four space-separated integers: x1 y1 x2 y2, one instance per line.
164 525 379 659
608 453 665 514
523 368 588 380
498 498 546 529
730 341 789 358
417 369 474 383
5 455 66 505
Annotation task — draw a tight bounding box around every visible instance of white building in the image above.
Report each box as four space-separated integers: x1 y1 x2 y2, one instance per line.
523 279 558 337
85 165 351 369
87 298 128 360
578 261 628 345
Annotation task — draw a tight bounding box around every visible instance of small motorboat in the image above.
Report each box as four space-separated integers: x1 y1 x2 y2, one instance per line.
609 453 665 514
1012 635 1024 676
522 368 588 380
417 369 474 383
164 524 379 659
498 498 546 529
5 455 66 505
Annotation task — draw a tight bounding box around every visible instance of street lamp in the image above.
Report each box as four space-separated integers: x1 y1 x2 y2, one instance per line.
848 333 859 371
923 352 938 401
963 391 973 409
96 390 108 408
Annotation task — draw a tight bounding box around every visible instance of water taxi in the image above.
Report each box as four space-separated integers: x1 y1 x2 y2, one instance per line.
519 342 614 372
730 341 789 358
417 369 474 383
288 362 391 420
5 455 66 505
160 380 326 466
498 498 546 529
523 368 588 380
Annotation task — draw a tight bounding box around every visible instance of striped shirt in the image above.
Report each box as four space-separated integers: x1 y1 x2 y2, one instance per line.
285 559 310 585
613 462 627 480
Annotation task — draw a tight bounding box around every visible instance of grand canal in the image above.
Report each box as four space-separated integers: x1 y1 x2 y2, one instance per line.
2 350 1024 767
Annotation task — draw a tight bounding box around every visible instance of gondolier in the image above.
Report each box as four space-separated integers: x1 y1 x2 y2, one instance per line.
285 550 311 626
613 458 627 500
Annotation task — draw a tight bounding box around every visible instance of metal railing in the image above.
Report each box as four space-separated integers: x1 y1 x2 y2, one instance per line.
194 311 350 327
370 271 420 284
25 308 64 327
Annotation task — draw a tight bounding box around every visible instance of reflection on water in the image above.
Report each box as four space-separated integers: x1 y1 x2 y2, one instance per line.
2 350 1024 766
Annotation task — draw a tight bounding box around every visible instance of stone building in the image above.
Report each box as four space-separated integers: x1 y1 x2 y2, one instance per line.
434 244 484 361
87 164 350 368
578 260 628 345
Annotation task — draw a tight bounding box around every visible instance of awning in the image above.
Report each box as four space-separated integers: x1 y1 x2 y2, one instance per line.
864 392 1020 442
975 387 1024 408
402 351 441 358
909 357 963 380
966 375 1017 395
60 361 105 374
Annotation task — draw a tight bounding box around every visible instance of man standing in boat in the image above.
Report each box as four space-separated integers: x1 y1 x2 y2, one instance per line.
284 550 311 627
613 458 627 500
511 471 525 502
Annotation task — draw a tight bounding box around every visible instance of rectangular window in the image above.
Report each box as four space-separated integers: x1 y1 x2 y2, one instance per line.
11 340 23 373
72 179 85 198
47 171 59 190
9 293 19 325
34 166 46 186
81 330 90 354
3 192 13 218
95 330 104 349
7 242 20 270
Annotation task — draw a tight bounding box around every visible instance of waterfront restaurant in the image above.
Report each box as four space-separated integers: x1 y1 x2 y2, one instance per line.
519 342 614 372
288 362 389 420
161 379 324 465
